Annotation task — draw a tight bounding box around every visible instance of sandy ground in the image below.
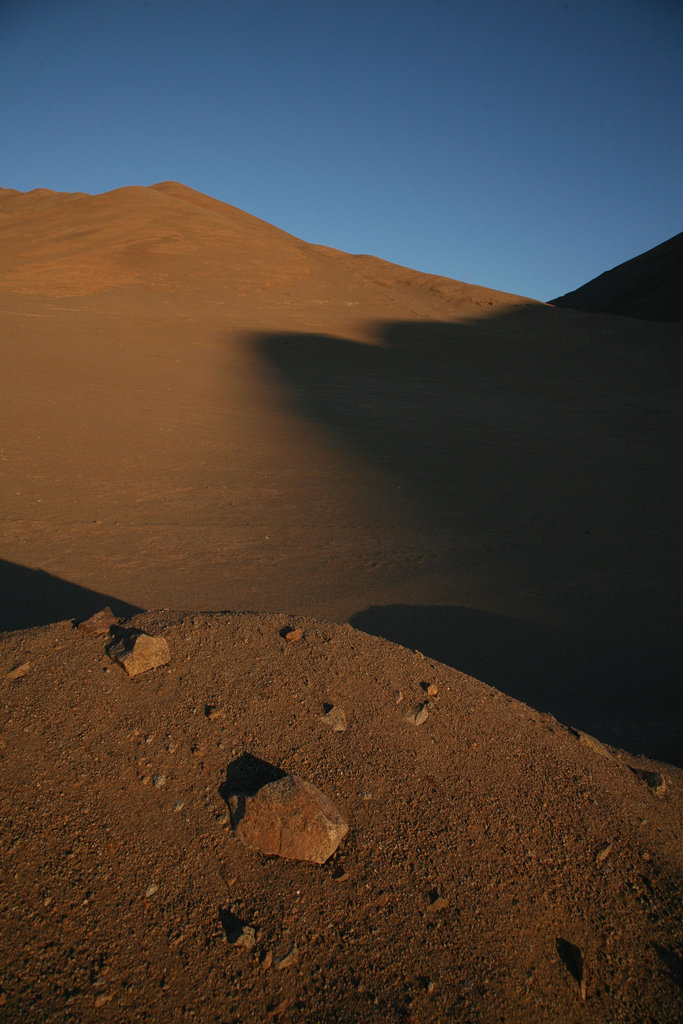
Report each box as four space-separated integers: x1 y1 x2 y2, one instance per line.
0 183 681 1021
1 610 681 1023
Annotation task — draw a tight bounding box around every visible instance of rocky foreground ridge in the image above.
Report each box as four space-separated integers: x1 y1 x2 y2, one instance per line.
1 609 681 1023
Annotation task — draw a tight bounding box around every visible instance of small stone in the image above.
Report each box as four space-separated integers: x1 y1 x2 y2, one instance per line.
571 728 611 759
428 894 448 912
6 662 30 680
284 627 303 643
153 774 166 788
228 773 348 864
94 991 113 1007
276 942 298 969
261 950 273 970
233 925 256 950
427 683 438 697
145 884 158 898
108 630 170 677
320 705 347 732
331 866 349 882
632 768 667 795
173 800 184 812
394 689 404 704
596 842 613 863
268 994 296 1016
77 607 118 636
406 703 429 726
206 705 225 721
216 813 229 826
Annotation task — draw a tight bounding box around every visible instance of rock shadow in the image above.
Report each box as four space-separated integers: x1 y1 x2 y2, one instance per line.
0 559 143 633
218 753 286 827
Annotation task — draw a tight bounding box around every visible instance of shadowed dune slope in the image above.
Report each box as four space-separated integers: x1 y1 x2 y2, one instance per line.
551 231 683 322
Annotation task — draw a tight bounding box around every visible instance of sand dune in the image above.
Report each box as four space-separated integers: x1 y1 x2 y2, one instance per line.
0 183 681 1021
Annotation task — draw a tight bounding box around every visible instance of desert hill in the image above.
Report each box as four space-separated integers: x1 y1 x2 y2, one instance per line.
0 181 681 1019
0 181 526 313
551 231 683 322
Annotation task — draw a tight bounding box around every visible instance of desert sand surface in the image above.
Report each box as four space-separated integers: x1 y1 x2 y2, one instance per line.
0 183 681 1021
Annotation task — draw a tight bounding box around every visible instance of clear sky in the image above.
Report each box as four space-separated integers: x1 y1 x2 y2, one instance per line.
2 0 681 301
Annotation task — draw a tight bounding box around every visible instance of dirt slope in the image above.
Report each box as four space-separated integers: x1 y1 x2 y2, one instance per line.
551 231 683 322
1 610 681 1023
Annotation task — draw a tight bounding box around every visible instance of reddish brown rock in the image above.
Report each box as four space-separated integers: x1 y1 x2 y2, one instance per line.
228 774 348 864
632 768 667 796
283 626 303 643
5 662 30 680
77 607 118 636
406 702 430 726
571 728 611 759
108 630 170 677
320 705 347 732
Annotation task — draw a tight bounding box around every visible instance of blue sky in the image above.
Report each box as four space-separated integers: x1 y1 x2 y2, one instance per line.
2 0 681 300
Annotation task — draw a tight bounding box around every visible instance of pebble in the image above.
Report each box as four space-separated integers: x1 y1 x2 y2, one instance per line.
284 627 303 643
394 689 404 704
6 662 30 680
276 942 299 969
108 630 171 677
571 728 611 759
405 703 429 726
173 800 185 812
427 684 438 697
232 925 256 950
153 774 166 788
632 768 667 796
77 607 117 636
320 705 347 732
145 884 158 898
596 842 613 863
206 705 224 721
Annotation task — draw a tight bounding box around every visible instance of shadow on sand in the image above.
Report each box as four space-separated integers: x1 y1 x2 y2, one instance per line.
350 603 681 765
256 306 683 765
0 559 143 633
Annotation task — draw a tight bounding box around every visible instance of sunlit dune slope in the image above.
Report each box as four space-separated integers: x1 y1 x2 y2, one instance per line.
0 181 532 317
